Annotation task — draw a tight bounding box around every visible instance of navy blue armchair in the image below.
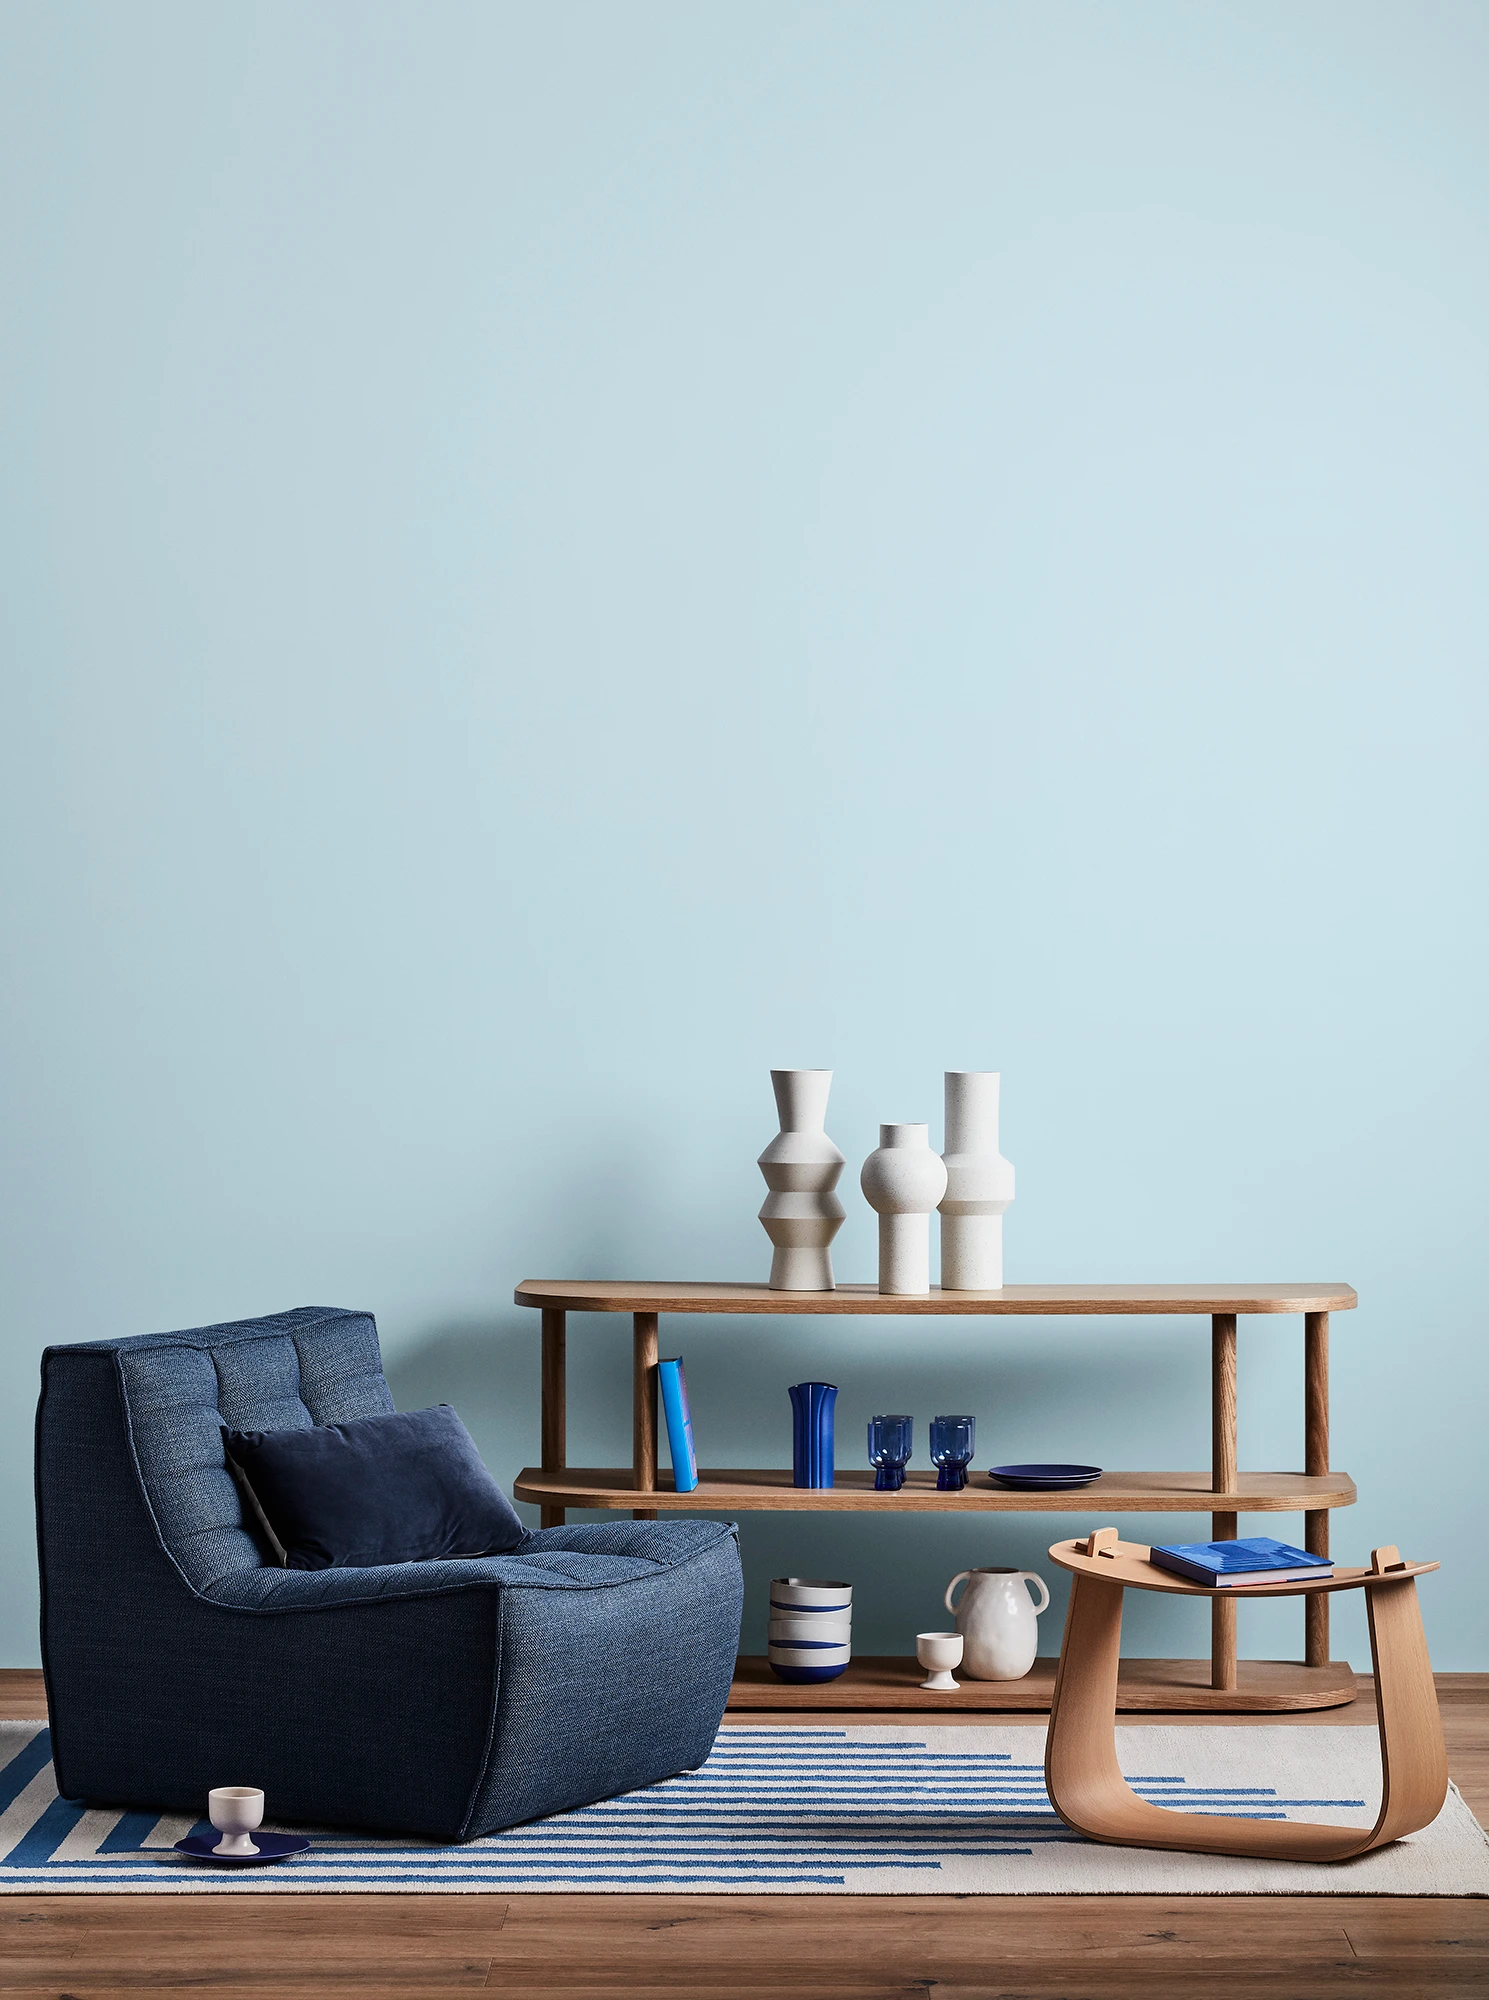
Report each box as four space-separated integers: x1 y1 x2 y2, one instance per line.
35 1307 742 1840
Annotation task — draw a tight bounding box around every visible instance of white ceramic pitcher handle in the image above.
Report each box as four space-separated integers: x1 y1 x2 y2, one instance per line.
1020 1571 1051 1615
944 1571 971 1615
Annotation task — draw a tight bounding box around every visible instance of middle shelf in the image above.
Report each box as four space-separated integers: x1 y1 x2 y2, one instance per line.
513 1466 1358 1513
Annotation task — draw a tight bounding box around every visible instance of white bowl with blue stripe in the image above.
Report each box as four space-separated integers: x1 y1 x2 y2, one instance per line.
768 1614 851 1645
768 1577 851 1682
767 1642 852 1671
769 1576 852 1612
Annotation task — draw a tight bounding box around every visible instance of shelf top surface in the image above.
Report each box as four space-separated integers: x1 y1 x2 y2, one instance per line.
515 1279 1356 1316
1048 1536 1437 1596
512 1467 1358 1513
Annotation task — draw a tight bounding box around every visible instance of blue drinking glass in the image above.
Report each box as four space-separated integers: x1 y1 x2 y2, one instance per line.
930 1413 976 1490
868 1414 913 1491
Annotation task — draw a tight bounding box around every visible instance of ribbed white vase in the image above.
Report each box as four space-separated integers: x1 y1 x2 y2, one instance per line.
939 1071 1015 1289
860 1123 949 1295
757 1070 846 1291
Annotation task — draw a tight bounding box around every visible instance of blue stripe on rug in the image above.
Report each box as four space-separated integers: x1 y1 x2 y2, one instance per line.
0 1729 51 1812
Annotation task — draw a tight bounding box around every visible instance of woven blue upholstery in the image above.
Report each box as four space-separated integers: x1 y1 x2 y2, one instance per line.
36 1310 742 1840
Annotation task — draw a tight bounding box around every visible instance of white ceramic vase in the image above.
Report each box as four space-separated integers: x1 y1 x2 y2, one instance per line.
939 1071 1015 1289
944 1566 1051 1680
859 1123 949 1295
758 1070 846 1291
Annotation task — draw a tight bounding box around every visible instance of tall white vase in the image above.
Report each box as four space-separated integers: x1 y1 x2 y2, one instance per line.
758 1070 846 1291
860 1123 949 1296
939 1071 1015 1289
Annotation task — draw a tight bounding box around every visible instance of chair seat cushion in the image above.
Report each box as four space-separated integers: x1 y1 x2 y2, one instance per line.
222 1405 525 1570
204 1516 738 1611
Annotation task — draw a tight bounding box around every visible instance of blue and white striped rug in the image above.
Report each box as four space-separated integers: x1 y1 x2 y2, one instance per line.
2 1723 1485 1894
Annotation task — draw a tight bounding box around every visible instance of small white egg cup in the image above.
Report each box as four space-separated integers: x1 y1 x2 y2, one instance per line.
209 1786 265 1857
916 1630 964 1690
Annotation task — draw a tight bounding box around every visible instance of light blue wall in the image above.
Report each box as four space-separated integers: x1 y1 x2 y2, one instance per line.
3 2 1485 1672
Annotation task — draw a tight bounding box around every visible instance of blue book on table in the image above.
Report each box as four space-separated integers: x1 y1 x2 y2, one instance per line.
658 1357 699 1493
1149 1537 1332 1587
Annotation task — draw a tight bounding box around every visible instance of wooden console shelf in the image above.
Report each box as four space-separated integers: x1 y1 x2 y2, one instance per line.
728 1653 1358 1712
514 1467 1356 1514
515 1277 1358 1714
518 1281 1356 1316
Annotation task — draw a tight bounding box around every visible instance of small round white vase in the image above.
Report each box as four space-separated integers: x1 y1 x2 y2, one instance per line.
758 1069 846 1291
939 1071 1015 1290
859 1123 949 1295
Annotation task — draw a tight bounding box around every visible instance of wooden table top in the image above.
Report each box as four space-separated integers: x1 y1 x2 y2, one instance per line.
1047 1536 1438 1597
515 1280 1357 1316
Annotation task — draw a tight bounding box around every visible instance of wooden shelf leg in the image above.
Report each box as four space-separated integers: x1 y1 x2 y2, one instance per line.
633 1311 659 1521
1211 1312 1238 1692
539 1308 566 1530
1305 1310 1329 1669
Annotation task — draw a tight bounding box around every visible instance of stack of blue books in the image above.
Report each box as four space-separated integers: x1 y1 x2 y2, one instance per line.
1149 1537 1333 1587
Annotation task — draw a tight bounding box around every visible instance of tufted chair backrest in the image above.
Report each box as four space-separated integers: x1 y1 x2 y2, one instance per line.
47 1308 395 1594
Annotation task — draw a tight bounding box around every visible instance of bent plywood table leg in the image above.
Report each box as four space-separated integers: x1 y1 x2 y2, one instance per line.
1365 1548 1451 1847
1045 1540 1447 1862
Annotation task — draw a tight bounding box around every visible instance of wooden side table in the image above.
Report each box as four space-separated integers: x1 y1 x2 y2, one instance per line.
513 1279 1360 1713
1045 1530 1447 1860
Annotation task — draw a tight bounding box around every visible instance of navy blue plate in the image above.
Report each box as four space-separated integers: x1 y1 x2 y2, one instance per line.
986 1463 1103 1490
174 1831 311 1865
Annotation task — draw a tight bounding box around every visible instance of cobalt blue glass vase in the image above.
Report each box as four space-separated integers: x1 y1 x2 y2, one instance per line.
868 1413 913 1490
789 1381 838 1488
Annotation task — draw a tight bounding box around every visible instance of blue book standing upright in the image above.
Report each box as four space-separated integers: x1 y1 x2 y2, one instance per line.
657 1357 699 1493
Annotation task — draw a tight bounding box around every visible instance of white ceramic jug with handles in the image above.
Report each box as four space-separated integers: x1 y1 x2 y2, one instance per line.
944 1566 1051 1680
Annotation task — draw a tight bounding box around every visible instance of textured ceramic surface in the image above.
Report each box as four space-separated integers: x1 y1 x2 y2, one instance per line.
939 1072 1015 1289
758 1070 846 1290
945 1567 1051 1680
860 1123 949 1294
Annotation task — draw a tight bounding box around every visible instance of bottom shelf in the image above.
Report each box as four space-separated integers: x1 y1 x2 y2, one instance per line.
728 1655 1358 1714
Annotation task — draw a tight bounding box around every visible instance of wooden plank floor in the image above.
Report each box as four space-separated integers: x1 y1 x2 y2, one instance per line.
2 1669 1486 1997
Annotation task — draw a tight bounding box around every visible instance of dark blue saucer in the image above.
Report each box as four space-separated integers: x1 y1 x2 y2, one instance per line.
174 1831 310 1865
986 1463 1103 1490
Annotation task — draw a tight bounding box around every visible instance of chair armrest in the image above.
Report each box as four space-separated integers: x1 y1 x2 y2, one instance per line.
204 1556 512 1614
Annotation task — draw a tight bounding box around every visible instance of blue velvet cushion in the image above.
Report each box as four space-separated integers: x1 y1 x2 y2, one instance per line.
222 1404 525 1570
